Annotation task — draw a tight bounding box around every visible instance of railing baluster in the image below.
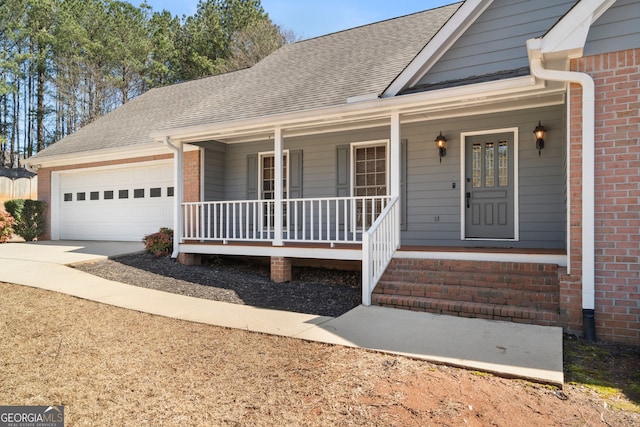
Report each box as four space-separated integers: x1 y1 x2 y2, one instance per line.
179 196 391 245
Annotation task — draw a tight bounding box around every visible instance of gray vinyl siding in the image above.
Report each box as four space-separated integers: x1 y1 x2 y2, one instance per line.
401 104 566 249
224 141 271 200
416 0 576 86
223 127 392 201
585 0 640 57
203 142 226 201
207 104 565 249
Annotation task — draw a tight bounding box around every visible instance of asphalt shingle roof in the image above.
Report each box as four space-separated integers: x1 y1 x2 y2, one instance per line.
32 2 461 159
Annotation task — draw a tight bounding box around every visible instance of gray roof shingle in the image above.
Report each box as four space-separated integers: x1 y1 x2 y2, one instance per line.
31 2 461 160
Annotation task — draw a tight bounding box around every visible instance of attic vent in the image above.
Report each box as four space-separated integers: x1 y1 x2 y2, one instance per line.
347 93 380 104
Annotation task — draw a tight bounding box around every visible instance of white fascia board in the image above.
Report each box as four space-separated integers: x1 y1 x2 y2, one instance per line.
24 142 199 169
538 0 616 59
152 74 544 144
383 0 494 97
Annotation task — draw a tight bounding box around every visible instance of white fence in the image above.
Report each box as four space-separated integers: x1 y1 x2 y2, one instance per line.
0 176 38 209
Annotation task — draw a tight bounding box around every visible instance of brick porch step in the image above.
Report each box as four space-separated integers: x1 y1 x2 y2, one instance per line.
372 259 561 326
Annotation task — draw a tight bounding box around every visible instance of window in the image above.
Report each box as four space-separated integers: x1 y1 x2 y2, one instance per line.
134 188 145 198
472 140 509 189
353 144 387 197
64 193 72 202
167 187 174 197
150 187 161 198
104 191 114 200
76 192 86 201
119 190 129 199
90 191 99 200
259 152 289 228
352 143 387 228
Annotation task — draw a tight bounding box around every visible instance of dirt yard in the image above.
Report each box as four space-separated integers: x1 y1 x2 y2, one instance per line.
1 282 638 426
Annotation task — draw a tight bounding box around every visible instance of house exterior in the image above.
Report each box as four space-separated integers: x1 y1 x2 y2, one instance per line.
25 0 639 344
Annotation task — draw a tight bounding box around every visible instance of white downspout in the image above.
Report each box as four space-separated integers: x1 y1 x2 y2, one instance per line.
528 52 596 341
163 137 183 259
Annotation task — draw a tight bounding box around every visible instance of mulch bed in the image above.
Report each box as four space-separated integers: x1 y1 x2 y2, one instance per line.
73 253 362 317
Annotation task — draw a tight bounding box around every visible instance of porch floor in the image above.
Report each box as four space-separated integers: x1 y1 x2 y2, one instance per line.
180 240 566 264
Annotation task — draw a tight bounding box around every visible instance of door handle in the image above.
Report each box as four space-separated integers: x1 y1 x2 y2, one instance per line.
466 192 471 209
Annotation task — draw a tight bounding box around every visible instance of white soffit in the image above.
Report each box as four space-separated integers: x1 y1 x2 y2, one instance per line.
538 0 616 59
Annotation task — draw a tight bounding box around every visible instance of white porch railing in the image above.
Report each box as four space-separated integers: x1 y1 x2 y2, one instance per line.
361 197 400 306
182 196 391 244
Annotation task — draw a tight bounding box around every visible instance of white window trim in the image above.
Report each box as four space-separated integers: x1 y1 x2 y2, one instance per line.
459 128 519 241
350 139 390 197
258 149 290 200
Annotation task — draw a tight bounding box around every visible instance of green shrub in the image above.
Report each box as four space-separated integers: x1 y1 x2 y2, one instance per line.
0 211 15 243
4 199 47 241
143 227 173 257
4 199 24 221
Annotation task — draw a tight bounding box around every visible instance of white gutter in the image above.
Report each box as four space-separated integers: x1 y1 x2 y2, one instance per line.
528 39 596 339
163 137 182 259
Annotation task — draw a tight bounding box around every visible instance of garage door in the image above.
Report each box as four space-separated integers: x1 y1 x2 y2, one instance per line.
56 162 174 241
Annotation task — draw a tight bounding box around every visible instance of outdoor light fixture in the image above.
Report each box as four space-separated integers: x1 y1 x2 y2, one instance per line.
435 131 447 163
534 121 546 156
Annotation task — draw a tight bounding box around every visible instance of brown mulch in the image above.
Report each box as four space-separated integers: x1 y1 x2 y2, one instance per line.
72 253 362 317
1 282 639 426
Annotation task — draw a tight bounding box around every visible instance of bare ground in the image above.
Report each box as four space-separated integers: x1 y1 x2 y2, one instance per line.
1 280 639 426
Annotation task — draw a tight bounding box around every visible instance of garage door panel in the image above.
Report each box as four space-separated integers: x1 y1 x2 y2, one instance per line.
58 163 175 241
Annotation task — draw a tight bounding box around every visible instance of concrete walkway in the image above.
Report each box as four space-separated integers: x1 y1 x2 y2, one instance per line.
0 241 564 385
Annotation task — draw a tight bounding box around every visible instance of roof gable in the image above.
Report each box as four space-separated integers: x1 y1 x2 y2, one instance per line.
393 0 577 95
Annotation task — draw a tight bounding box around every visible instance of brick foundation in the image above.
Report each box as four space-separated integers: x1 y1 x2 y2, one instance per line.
177 252 202 266
568 48 640 343
270 256 292 283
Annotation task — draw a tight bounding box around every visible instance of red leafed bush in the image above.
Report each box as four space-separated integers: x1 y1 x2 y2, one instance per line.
143 227 173 257
0 210 15 243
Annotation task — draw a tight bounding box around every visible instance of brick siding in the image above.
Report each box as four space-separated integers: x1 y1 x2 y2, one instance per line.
270 256 292 282
183 150 201 203
567 48 640 343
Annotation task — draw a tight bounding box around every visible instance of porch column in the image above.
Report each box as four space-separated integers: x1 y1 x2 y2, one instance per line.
273 126 284 246
390 111 401 237
170 140 184 258
173 141 184 257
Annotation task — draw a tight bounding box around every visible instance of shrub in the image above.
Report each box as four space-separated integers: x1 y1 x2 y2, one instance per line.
0 211 15 243
4 199 46 241
143 227 173 257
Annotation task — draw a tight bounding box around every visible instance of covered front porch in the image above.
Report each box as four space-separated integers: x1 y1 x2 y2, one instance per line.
156 74 572 312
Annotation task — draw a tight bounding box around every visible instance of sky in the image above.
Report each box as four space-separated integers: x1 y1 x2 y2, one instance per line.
135 0 456 39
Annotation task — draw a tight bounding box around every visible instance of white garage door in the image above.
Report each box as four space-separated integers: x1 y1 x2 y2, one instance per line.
56 162 174 241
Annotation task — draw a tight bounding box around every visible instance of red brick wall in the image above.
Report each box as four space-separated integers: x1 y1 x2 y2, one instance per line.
183 149 201 203
568 48 640 343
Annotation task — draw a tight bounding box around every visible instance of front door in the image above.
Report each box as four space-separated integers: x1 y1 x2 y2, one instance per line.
465 132 514 239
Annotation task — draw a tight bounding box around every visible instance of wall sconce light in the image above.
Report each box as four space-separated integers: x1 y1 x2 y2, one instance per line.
534 121 546 156
435 131 447 163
